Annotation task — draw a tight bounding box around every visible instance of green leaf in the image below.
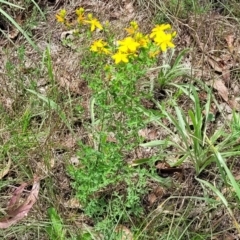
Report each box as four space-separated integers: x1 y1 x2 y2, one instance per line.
47 207 66 240
140 140 173 147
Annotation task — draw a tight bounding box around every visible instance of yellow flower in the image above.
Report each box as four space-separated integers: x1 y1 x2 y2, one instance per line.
117 37 140 53
134 32 150 48
90 39 111 54
125 21 139 35
112 52 129 64
56 9 67 23
150 24 171 38
84 13 103 31
153 32 175 51
76 7 85 24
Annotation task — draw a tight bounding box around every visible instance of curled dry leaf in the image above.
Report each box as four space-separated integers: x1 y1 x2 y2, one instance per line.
0 176 40 229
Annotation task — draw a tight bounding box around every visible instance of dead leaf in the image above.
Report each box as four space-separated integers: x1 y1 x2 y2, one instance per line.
225 34 235 53
218 102 232 114
207 57 224 73
155 161 170 170
228 98 240 111
138 128 158 140
210 79 229 102
0 158 11 179
154 186 165 197
0 176 40 229
63 198 82 209
207 55 232 85
8 28 19 40
148 193 157 206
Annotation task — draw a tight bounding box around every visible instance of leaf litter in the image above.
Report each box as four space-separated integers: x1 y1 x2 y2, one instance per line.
0 176 40 229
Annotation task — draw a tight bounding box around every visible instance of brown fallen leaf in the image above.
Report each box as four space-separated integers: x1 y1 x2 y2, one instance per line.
207 53 232 86
207 57 223 73
228 98 240 111
147 193 157 206
210 79 229 102
0 176 40 229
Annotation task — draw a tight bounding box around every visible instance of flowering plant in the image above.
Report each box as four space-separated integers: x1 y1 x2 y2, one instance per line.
56 8 179 232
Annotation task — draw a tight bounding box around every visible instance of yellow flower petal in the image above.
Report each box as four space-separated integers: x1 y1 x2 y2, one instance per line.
85 18 103 32
112 52 129 64
150 24 171 38
117 37 140 53
90 40 110 54
153 32 175 51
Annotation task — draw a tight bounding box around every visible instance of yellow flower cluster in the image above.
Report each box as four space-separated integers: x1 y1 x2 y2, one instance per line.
150 24 176 52
56 7 103 32
90 39 110 55
90 21 176 64
56 8 176 64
